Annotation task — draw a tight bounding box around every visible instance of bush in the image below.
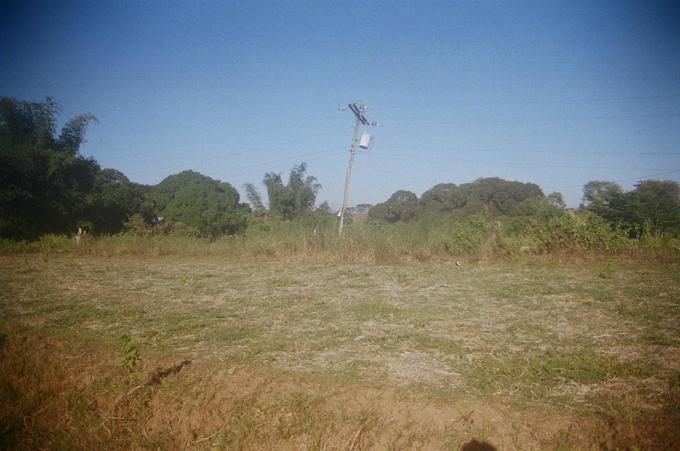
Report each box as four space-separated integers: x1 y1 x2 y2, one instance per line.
123 214 152 237
441 215 489 256
1 210 678 262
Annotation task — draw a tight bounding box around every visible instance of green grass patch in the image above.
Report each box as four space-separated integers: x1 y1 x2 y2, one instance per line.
351 302 405 321
463 350 653 398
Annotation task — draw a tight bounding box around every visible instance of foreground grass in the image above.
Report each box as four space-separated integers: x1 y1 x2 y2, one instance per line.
1 255 679 449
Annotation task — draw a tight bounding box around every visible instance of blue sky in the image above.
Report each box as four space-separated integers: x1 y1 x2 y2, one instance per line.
2 0 679 208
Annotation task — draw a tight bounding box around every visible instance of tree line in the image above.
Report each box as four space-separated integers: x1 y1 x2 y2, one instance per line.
2 97 679 240
369 178 553 222
368 177 679 236
0 97 324 240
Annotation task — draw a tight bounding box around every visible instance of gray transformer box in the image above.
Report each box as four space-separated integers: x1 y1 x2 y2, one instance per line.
358 133 372 149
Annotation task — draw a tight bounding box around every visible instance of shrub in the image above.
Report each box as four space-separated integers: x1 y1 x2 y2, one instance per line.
441 215 489 256
123 214 152 237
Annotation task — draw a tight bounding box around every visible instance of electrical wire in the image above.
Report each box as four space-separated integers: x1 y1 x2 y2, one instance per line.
394 93 680 109
91 128 347 163
362 165 439 184
541 169 680 190
362 164 680 192
220 151 341 179
384 111 680 128
375 144 678 156
78 93 680 195
371 151 670 172
123 148 344 184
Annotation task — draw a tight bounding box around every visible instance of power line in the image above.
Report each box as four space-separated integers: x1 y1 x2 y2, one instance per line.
363 164 680 194
220 151 339 179
95 128 346 163
405 93 680 109
385 111 680 128
372 151 671 172
363 165 436 184
375 144 678 156
541 169 680 190
123 148 343 184
511 93 680 105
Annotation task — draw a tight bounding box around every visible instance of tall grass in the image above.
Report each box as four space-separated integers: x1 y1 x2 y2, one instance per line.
1 213 678 262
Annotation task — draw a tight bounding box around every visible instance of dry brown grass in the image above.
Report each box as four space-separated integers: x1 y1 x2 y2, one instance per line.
0 334 611 450
1 255 679 449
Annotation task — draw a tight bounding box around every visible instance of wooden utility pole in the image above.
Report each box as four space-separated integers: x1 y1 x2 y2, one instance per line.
338 103 377 235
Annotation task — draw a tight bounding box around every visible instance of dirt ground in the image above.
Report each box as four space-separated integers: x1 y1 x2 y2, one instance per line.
1 255 679 449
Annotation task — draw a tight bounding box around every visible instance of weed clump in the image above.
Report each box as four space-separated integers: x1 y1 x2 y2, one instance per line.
121 335 139 371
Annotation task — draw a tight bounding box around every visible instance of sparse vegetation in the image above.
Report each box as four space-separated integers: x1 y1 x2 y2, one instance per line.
2 212 678 263
1 255 678 448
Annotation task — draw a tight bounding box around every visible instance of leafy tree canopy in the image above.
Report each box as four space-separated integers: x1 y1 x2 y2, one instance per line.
368 190 420 223
369 178 544 223
0 97 99 238
250 163 321 220
462 177 544 215
243 182 265 215
148 170 248 237
583 179 680 233
582 181 622 207
630 180 680 233
420 183 466 212
84 169 152 234
586 181 635 228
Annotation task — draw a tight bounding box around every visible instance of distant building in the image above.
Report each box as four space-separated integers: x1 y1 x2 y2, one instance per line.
346 204 373 223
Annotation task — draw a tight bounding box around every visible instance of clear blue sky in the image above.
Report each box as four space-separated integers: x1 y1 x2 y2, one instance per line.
2 0 679 208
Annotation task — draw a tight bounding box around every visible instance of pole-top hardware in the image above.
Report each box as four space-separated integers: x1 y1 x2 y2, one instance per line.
338 102 377 234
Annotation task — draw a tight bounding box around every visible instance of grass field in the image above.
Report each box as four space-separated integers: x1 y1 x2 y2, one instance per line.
1 254 679 449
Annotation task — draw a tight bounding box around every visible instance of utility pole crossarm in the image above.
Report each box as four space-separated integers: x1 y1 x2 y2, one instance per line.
347 103 377 126
338 102 377 235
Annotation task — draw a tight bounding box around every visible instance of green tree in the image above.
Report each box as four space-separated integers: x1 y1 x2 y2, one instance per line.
0 97 99 238
243 182 265 216
262 172 288 217
368 190 420 222
420 183 466 212
546 192 566 209
370 178 544 223
582 181 635 228
85 169 152 234
629 180 680 234
316 201 332 215
510 195 566 221
582 181 622 207
148 170 248 237
289 163 320 213
257 163 321 219
462 177 544 215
